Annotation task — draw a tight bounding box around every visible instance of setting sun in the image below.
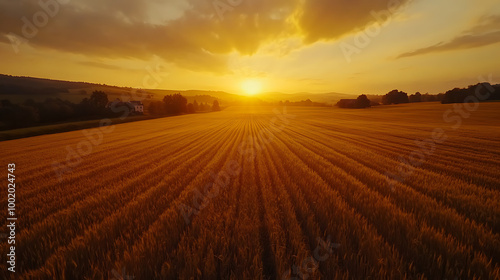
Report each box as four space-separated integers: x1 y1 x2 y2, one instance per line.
241 79 262 96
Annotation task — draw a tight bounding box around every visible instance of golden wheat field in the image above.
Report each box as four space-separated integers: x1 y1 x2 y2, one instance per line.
1 103 500 280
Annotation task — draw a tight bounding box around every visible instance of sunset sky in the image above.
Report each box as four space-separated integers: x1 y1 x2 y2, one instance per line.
0 0 499 95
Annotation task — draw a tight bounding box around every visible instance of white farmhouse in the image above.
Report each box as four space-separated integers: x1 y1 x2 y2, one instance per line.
128 101 144 114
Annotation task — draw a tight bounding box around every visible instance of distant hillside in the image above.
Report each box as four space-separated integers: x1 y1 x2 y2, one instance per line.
0 74 135 103
0 74 352 105
0 74 238 104
147 89 241 104
0 74 97 91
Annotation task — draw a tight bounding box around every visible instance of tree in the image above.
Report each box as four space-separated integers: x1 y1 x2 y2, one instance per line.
441 83 500 104
356 94 371 108
421 93 436 102
200 102 210 111
187 103 195 114
39 98 75 122
89 91 108 109
163 93 187 115
212 100 221 111
148 101 166 116
336 95 371 109
409 92 422 103
193 100 199 112
0 100 39 129
382 90 409 105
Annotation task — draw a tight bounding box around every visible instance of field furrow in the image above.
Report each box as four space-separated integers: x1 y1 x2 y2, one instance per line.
1 104 499 280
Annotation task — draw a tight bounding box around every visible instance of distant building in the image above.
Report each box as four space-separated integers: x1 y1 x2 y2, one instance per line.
106 99 144 115
128 101 144 114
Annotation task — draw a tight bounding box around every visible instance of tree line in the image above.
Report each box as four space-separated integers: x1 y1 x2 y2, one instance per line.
337 91 445 109
441 83 500 104
337 82 499 109
0 91 222 130
0 91 111 130
380 90 445 105
147 93 221 116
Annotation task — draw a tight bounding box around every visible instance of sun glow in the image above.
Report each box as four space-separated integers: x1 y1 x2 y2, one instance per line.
241 79 263 96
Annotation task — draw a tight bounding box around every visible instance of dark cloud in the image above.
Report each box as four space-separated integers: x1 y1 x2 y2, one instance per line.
298 0 411 43
397 15 500 58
